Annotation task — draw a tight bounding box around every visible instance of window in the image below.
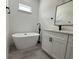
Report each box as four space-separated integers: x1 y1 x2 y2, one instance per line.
19 3 32 13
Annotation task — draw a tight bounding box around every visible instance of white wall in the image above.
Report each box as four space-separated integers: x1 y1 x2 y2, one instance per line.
39 0 73 31
8 0 39 45
6 0 11 52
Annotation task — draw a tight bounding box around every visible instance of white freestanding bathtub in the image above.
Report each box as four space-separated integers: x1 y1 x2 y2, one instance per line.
12 33 39 50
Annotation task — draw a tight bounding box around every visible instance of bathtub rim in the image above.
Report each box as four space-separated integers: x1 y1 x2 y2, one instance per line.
12 32 40 38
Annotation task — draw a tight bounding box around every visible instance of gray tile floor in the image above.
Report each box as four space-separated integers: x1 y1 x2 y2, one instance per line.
8 45 51 59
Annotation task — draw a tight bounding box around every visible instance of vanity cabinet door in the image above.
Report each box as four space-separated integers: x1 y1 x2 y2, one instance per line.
42 31 53 55
66 35 73 59
51 37 67 59
66 43 73 59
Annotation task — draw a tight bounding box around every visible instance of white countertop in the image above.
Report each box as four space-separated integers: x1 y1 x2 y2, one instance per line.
44 29 73 35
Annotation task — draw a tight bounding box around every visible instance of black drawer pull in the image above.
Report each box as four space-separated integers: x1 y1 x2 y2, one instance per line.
49 37 52 42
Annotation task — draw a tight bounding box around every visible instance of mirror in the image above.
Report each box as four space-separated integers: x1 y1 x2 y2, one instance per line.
55 1 73 26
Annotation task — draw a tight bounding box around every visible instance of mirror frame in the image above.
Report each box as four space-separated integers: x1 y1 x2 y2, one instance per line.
54 0 73 26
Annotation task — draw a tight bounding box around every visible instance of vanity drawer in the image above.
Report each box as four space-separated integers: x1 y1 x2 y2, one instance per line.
53 32 68 38
47 31 68 39
43 31 68 41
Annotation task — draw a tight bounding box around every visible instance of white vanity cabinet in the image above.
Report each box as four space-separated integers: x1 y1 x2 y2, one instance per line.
42 30 73 59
